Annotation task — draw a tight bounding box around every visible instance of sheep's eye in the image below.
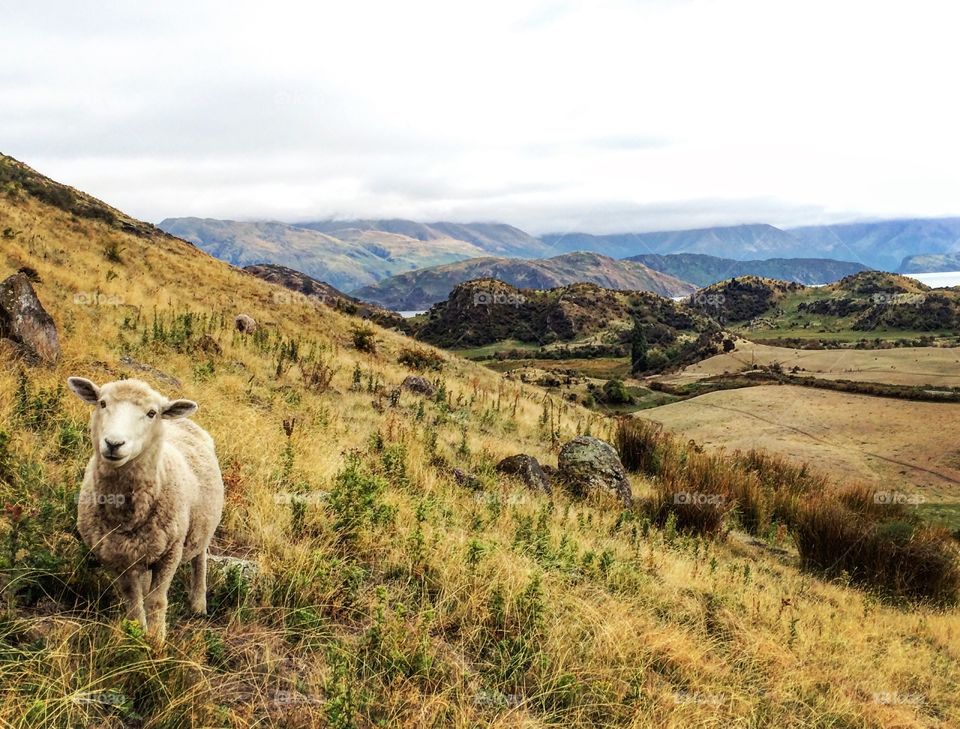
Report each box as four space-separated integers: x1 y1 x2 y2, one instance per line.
147 409 157 419
99 400 106 409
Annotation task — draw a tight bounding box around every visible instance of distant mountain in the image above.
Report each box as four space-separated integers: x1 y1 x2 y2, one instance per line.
158 217 489 292
899 253 960 273
627 253 869 287
298 219 550 258
351 251 697 310
242 264 407 330
540 224 802 260
542 218 960 271
787 218 960 272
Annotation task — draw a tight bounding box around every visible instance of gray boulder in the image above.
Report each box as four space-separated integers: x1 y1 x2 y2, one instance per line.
0 272 60 364
558 436 631 503
495 454 551 493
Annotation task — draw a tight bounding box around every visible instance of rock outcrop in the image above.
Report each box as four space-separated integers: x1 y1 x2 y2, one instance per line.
0 272 60 364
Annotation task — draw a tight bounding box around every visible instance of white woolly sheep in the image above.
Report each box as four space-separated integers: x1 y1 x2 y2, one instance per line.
67 377 224 641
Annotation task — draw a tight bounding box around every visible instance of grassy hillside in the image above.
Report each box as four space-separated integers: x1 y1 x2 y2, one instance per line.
0 156 959 728
353 252 697 310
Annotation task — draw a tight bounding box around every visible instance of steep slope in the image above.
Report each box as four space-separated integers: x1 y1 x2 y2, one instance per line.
352 251 697 310
158 217 486 291
628 252 869 287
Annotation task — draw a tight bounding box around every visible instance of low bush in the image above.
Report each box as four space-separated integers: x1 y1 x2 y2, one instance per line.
397 346 444 372
793 491 960 603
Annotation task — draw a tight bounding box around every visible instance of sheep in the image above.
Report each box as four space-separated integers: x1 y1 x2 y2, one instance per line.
235 313 257 334
67 376 224 642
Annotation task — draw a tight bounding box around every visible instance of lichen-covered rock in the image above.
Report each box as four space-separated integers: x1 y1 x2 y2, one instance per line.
401 375 436 397
495 454 551 493
558 436 631 503
235 313 257 334
208 554 261 605
0 272 60 364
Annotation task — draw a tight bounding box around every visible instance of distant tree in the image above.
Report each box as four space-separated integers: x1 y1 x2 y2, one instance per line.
630 324 648 373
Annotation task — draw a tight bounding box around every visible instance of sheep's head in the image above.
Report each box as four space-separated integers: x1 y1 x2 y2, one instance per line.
67 377 198 468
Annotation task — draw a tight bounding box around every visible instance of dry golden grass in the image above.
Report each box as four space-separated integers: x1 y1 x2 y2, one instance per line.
1 188 959 728
659 340 960 388
642 384 960 503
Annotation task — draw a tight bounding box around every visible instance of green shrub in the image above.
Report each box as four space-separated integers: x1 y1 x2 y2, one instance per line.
397 346 444 371
351 324 377 353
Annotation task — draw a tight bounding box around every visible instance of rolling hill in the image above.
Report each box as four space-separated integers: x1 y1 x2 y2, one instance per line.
351 251 697 310
627 252 869 287
1 153 959 727
687 270 960 334
410 278 728 376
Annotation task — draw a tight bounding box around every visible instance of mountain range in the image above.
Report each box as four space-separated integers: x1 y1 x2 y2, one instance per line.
542 219 960 271
159 216 960 306
625 253 869 287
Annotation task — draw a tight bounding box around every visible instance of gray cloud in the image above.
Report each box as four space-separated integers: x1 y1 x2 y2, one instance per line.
3 0 959 235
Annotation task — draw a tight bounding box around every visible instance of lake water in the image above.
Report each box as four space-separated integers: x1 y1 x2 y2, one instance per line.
902 271 960 288
398 310 426 318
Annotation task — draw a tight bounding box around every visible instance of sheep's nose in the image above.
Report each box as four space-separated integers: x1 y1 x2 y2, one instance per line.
104 438 125 452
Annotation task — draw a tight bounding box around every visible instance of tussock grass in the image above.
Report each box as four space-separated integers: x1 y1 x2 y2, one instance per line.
616 418 960 604
0 185 959 726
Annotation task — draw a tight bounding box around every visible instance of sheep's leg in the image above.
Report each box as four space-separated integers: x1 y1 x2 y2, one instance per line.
140 571 152 597
144 545 183 642
188 550 208 615
117 569 148 630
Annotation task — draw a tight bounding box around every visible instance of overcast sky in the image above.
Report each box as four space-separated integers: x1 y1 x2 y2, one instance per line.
3 0 959 234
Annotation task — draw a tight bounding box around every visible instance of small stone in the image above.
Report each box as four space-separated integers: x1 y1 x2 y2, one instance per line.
495 454 551 493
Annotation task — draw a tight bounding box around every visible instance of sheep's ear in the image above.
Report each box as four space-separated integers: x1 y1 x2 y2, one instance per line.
161 399 198 419
67 377 100 404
